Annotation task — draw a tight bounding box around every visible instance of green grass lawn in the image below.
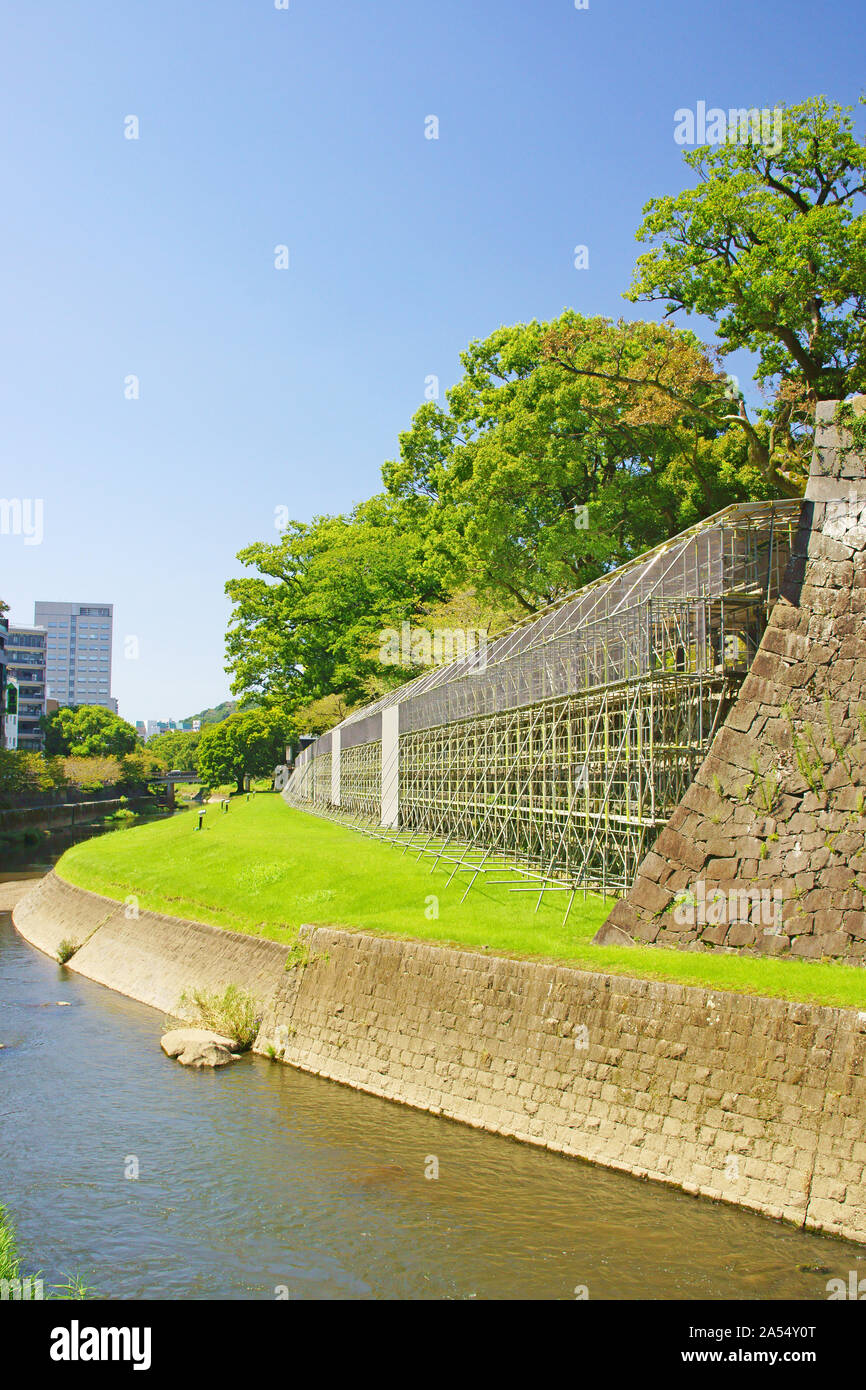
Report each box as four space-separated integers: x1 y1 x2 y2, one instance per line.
56 792 866 1009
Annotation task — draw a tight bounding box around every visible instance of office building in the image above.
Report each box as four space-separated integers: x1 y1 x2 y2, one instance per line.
4 676 19 750
34 602 115 712
5 625 47 750
0 614 7 748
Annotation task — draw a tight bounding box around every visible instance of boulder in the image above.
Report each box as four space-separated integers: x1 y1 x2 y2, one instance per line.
160 1028 240 1068
592 921 635 947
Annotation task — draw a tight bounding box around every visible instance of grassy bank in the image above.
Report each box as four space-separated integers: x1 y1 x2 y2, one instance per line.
56 792 866 1009
0 1202 92 1299
0 1203 20 1284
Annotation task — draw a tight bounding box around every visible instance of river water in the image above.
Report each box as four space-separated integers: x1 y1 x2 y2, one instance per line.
1 869 862 1301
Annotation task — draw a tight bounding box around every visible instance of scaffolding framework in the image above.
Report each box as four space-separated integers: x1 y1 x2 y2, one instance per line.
286 501 800 904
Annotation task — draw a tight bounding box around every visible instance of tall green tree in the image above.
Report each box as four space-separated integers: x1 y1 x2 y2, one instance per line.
225 494 446 710
384 313 774 614
146 729 201 773
42 705 140 758
627 96 866 403
196 709 294 793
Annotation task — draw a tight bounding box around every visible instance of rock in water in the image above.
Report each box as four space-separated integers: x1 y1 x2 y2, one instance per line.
160 1028 240 1068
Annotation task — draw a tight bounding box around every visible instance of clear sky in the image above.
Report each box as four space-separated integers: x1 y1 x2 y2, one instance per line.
1 0 862 722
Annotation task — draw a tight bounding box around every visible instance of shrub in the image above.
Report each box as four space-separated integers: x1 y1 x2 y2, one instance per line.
179 984 261 1050
0 750 64 800
117 750 167 788
0 1203 20 1282
61 755 120 792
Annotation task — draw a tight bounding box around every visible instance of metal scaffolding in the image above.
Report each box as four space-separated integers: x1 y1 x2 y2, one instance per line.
286 500 800 908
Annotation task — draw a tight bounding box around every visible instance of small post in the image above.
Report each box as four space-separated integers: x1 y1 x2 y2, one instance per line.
196 808 206 832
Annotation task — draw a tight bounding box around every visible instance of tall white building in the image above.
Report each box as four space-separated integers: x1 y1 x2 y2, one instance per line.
34 602 117 712
5 626 47 749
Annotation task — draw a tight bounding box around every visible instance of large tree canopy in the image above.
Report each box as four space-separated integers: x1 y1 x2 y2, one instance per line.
384 313 779 613
146 729 201 773
627 96 866 402
196 709 294 793
224 494 447 710
42 705 140 758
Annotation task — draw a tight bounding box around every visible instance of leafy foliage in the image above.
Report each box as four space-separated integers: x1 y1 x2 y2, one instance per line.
42 705 140 758
628 96 866 402
225 493 446 709
147 729 201 773
224 94 863 712
294 693 357 736
385 313 781 612
0 749 165 803
196 709 293 792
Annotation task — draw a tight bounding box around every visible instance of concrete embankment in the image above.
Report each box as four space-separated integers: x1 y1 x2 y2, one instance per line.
13 871 866 1244
0 795 153 836
12 871 287 1015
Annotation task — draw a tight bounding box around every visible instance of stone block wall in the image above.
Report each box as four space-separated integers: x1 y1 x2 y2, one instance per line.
12 871 287 1015
256 924 866 1244
598 399 866 961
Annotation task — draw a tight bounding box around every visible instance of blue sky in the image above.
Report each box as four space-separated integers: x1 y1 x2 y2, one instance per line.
1 0 862 721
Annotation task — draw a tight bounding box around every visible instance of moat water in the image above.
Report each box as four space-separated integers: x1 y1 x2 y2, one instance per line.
0 868 862 1301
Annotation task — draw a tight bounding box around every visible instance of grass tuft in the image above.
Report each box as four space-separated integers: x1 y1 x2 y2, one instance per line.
179 984 261 1050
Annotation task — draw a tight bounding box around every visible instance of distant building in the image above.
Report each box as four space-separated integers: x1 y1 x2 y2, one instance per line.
6 625 47 750
0 614 8 749
34 601 115 711
4 675 19 750
141 718 198 740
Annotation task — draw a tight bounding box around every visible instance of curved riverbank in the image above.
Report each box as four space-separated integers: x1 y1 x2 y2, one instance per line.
12 870 866 1246
12 871 286 1017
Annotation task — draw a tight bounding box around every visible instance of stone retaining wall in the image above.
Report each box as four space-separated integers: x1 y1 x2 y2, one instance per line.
598 399 866 961
13 873 866 1244
12 871 287 1015
0 796 152 835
